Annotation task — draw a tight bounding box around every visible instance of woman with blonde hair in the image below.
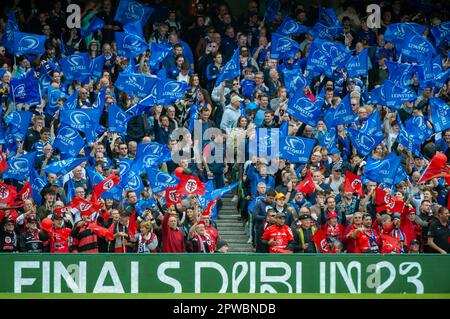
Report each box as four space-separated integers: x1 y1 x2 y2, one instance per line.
343 212 364 253
134 221 158 253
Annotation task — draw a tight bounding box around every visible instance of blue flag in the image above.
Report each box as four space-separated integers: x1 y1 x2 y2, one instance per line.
115 32 148 58
384 23 426 44
118 158 133 178
282 68 307 97
114 0 155 25
405 115 433 143
135 197 158 215
85 166 105 189
364 152 402 185
65 177 76 203
367 85 386 106
54 126 85 158
397 32 436 64
310 23 344 40
46 86 67 117
270 33 300 60
306 40 351 77
123 20 144 39
347 112 384 157
149 43 172 68
2 10 20 52
44 157 86 176
115 72 157 99
12 32 46 55
5 110 33 141
215 49 240 87
3 151 36 180
319 127 338 151
135 142 172 174
323 95 354 128
346 49 368 77
385 60 416 87
92 87 107 115
60 88 79 112
156 78 190 105
383 80 417 110
120 163 144 198
80 15 104 38
264 0 280 23
60 109 99 132
146 168 179 193
30 169 46 205
9 72 41 106
280 136 316 163
90 54 106 80
430 97 450 133
277 16 310 36
430 21 450 48
319 6 341 28
60 53 91 83
108 103 130 136
397 115 425 157
189 104 199 133
287 90 323 127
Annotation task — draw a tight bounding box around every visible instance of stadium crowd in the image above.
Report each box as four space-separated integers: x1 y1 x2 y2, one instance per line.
0 0 449 255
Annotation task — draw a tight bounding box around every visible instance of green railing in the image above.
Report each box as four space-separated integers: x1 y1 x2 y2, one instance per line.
1 254 449 294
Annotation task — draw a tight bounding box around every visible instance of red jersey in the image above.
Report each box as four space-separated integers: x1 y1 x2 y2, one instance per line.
355 228 381 253
324 223 344 243
262 224 294 253
343 224 358 253
205 225 219 251
162 213 186 253
49 228 72 253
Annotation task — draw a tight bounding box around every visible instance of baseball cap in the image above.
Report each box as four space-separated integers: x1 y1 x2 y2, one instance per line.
392 212 401 219
102 162 111 171
266 206 275 213
327 211 338 219
274 193 286 200
26 216 38 223
275 211 286 218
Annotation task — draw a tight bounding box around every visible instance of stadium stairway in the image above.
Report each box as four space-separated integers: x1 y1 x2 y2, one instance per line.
216 193 255 253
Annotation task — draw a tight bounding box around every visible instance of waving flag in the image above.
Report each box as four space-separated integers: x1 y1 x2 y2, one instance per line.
80 15 104 38
69 197 103 216
319 6 341 28
306 40 351 77
149 43 172 68
282 68 307 97
165 186 180 208
65 177 76 203
114 0 155 25
2 10 20 52
310 23 343 40
367 85 386 106
385 60 416 87
406 116 433 143
115 32 148 58
347 110 384 156
435 68 450 90
54 126 85 158
364 152 402 185
147 168 179 193
295 171 315 194
345 49 368 77
156 78 190 105
264 0 280 23
344 172 364 196
134 142 172 174
176 172 206 196
375 188 404 213
94 173 121 196
277 16 310 36
86 166 105 188
135 197 157 216
384 23 426 44
280 136 316 163
0 183 18 204
123 20 144 39
43 157 86 175
9 73 41 106
397 115 432 157
12 32 46 55
115 72 157 99
108 103 130 136
60 108 99 132
430 97 450 132
60 89 78 111
16 181 32 202
0 151 8 174
120 164 144 197
323 95 354 128
312 227 330 253
90 54 106 80
270 33 300 60
287 90 323 126
383 80 417 110
418 152 450 183
397 32 436 64
60 53 91 83
30 169 46 205
215 48 240 87
3 151 36 180
5 111 33 141
46 87 67 116
431 21 450 48
319 127 338 151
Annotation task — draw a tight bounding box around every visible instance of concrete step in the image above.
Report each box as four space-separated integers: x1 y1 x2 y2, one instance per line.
218 214 241 220
216 225 246 230
220 236 249 243
218 230 247 236
229 248 255 253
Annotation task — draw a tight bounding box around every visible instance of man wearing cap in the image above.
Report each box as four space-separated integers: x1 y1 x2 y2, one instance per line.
321 211 345 251
41 210 72 253
274 193 293 227
0 212 19 252
352 214 381 253
108 211 135 253
292 214 317 253
408 239 420 254
220 94 243 131
261 211 294 253
18 216 43 253
71 211 100 253
189 220 213 253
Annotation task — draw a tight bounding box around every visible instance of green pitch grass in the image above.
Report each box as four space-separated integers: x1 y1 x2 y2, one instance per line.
0 293 449 299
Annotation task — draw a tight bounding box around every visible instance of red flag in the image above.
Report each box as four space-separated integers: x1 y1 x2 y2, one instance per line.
55 206 73 217
176 173 206 195
380 233 399 254
128 210 138 238
69 197 103 216
17 182 32 201
344 171 365 196
312 227 330 253
93 173 120 196
375 188 404 213
0 183 18 204
201 195 220 217
0 151 8 174
165 186 180 208
87 222 114 240
295 171 315 194
418 152 450 183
